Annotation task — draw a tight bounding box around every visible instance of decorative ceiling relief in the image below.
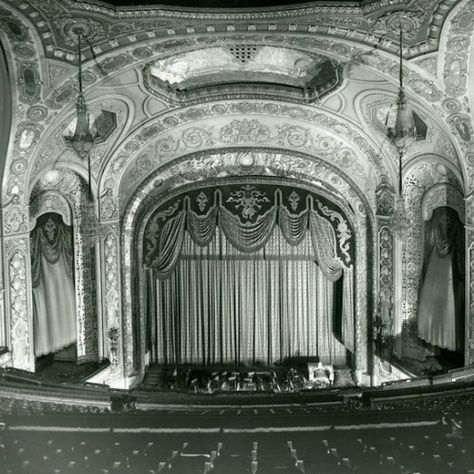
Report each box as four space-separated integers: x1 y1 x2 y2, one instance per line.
55 17 107 48
360 92 461 171
412 55 438 77
47 62 76 92
371 9 429 43
143 46 343 103
11 0 461 61
97 101 389 212
29 98 129 186
117 116 373 211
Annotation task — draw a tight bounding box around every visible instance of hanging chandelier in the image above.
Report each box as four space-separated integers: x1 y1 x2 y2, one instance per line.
65 30 98 246
386 27 417 236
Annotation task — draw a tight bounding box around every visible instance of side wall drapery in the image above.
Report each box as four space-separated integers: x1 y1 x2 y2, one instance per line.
147 227 348 366
31 214 76 357
417 207 464 351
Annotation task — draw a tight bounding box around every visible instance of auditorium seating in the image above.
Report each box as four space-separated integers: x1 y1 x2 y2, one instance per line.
1 423 473 473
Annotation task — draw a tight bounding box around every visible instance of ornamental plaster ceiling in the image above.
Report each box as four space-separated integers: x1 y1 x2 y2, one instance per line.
1 0 474 236
147 45 338 87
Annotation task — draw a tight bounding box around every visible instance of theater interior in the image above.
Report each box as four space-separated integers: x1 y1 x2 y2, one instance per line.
1 0 474 472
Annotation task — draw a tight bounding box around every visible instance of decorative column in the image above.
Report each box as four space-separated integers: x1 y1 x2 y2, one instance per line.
466 193 474 365
372 178 397 386
3 198 34 371
375 176 396 348
100 221 124 381
73 196 98 363
121 221 136 379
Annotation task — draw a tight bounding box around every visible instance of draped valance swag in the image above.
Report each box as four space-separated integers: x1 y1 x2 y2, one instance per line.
143 184 355 353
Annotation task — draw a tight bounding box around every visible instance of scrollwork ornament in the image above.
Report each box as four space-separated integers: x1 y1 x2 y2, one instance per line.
27 105 48 122
375 176 395 216
181 127 214 148
4 198 28 236
57 17 106 47
275 124 309 148
315 200 351 264
220 119 271 144
226 185 270 220
373 11 423 41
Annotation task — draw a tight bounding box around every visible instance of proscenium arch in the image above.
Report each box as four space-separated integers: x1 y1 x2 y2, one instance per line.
120 148 375 383
100 100 394 213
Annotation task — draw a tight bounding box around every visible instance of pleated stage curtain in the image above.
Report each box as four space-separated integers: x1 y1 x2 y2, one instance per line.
147 227 347 366
31 214 76 357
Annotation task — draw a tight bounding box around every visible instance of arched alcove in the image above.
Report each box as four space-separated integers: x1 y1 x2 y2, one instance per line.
417 205 465 371
30 211 77 368
29 170 101 370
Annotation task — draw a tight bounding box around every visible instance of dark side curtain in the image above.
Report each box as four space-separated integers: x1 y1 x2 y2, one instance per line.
418 207 464 351
31 213 76 357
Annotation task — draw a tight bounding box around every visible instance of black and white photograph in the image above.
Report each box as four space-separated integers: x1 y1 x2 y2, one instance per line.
0 0 473 472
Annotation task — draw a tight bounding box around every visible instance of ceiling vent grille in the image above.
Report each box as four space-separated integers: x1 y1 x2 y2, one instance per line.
229 45 258 64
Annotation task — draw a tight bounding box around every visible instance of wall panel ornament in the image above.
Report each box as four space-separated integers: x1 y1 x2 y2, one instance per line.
120 149 373 380
377 225 394 336
101 224 123 376
3 198 29 236
5 239 33 371
468 235 474 362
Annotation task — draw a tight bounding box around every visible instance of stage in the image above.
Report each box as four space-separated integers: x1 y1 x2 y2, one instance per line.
139 363 356 394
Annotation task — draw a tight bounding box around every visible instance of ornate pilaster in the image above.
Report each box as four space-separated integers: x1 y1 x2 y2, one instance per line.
375 176 396 358
354 211 369 378
121 222 135 378
4 235 34 371
100 221 124 381
74 200 98 362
